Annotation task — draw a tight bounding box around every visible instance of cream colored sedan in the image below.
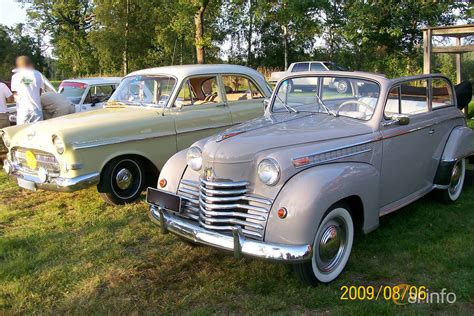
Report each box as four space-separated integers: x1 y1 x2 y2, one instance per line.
1 64 271 204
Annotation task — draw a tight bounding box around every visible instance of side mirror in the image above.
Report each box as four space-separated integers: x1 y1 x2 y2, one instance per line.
263 98 270 110
91 97 101 106
384 114 410 126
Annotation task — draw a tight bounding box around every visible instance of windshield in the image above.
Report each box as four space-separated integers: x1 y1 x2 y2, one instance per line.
109 75 176 107
58 82 87 104
272 76 380 121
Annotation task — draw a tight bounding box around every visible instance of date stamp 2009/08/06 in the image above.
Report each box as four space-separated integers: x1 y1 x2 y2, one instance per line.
340 284 457 305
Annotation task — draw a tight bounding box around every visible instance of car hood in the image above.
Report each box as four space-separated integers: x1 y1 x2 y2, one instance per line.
202 112 374 163
7 107 162 147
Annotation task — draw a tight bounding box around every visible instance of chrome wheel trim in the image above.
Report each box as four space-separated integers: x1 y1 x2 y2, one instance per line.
110 159 143 199
116 168 133 190
312 207 354 283
337 81 348 93
448 159 465 201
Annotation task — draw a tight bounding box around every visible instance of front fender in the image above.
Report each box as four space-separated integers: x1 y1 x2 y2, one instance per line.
440 126 474 162
156 149 188 194
264 162 380 245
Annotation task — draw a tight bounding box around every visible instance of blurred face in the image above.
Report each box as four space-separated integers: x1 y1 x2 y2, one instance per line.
16 57 33 69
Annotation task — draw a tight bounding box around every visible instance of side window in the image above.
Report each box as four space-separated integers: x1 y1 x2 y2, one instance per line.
385 80 429 117
432 78 453 109
174 76 221 107
400 80 428 115
291 63 309 72
310 63 326 71
384 87 400 117
175 80 196 106
222 75 264 102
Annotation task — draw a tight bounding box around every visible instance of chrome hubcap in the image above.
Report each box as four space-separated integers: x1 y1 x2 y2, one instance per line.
449 161 462 195
317 220 346 273
116 168 133 190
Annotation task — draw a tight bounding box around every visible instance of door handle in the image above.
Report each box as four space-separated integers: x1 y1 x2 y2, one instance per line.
428 129 435 135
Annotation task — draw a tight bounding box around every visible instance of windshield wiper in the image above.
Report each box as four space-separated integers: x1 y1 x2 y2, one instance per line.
275 93 299 113
314 94 336 117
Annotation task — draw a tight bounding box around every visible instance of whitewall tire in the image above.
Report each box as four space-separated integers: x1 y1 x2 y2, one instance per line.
293 203 354 285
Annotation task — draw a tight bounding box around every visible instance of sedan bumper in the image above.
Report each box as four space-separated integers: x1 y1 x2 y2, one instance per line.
3 159 99 192
148 205 313 263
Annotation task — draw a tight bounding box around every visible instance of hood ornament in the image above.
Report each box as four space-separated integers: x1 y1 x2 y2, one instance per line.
27 130 36 140
216 130 245 142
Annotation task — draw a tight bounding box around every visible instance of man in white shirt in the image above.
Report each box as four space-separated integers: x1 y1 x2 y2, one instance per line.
0 81 14 128
10 56 44 125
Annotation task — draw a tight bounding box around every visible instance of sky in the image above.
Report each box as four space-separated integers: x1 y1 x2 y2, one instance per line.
0 0 29 27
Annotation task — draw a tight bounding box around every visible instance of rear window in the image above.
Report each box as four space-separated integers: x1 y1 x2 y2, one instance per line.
292 63 309 72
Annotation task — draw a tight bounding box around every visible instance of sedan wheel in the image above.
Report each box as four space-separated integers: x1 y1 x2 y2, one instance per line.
336 80 349 94
98 157 146 205
439 158 466 203
293 203 354 285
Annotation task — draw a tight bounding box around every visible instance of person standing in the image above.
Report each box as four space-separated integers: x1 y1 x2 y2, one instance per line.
10 56 44 124
0 80 14 128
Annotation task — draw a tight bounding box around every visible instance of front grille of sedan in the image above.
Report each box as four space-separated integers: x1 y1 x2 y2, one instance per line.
11 147 60 174
177 178 273 240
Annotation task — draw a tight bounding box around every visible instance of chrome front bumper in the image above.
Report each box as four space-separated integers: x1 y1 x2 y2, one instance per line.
3 159 99 192
149 205 313 263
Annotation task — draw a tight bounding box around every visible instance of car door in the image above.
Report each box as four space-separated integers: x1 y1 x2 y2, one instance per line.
221 74 266 125
380 79 440 207
172 75 232 150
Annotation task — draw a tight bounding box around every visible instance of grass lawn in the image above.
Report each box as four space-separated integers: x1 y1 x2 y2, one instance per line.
0 170 473 314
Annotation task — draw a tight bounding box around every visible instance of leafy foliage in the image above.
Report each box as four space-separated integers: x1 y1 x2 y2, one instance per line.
0 0 471 80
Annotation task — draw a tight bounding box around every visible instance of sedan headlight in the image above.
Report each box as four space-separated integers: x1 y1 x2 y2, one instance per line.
187 146 202 171
257 158 280 186
52 135 65 154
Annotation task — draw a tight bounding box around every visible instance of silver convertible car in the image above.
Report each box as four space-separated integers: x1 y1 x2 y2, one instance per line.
147 71 473 285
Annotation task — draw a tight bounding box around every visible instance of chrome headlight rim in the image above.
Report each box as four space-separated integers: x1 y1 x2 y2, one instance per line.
257 158 281 186
52 135 65 155
1 131 10 148
187 146 202 171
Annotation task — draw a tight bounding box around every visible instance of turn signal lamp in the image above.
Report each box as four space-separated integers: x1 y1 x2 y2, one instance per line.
159 178 167 188
277 207 288 219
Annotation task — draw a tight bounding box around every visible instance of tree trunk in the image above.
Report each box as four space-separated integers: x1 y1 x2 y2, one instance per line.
283 24 288 70
194 0 209 64
246 0 253 65
122 0 129 76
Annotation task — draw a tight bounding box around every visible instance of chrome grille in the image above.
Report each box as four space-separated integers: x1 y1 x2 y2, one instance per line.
11 147 60 174
177 178 272 240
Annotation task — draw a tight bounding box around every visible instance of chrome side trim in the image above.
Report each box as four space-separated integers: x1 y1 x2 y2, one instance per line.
71 131 175 149
293 148 373 169
149 206 313 262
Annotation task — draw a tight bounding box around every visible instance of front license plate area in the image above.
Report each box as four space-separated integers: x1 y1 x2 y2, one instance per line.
17 178 36 191
147 187 181 213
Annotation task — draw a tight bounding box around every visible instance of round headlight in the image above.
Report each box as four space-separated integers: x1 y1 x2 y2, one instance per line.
258 158 280 186
187 146 202 171
52 135 65 154
1 132 10 148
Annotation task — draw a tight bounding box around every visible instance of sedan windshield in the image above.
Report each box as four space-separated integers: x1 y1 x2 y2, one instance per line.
109 75 176 107
58 82 87 104
272 76 380 121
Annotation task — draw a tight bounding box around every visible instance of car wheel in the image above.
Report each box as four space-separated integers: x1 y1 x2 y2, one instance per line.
98 157 146 205
336 80 349 94
293 203 354 286
438 158 466 203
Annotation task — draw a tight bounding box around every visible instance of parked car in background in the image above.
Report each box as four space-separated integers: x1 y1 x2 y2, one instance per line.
269 61 350 93
1 64 272 204
58 77 122 113
147 72 473 285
